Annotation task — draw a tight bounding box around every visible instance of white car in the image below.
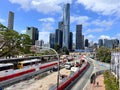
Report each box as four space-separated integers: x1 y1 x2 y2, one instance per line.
64 62 74 69
71 67 79 72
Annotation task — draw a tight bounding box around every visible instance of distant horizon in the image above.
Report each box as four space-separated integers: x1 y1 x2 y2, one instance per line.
0 0 120 43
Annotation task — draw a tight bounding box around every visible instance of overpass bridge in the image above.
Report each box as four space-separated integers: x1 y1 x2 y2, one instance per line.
0 55 57 63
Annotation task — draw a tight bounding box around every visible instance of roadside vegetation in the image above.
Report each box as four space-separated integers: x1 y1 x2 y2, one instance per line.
96 46 111 63
96 46 120 63
103 71 119 90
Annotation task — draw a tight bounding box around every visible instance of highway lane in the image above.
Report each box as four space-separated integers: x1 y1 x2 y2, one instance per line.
67 57 110 90
66 60 94 90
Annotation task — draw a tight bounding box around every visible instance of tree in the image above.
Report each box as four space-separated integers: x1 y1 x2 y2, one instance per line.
0 29 19 57
96 46 111 63
0 24 32 57
54 44 61 53
18 34 32 54
62 46 69 55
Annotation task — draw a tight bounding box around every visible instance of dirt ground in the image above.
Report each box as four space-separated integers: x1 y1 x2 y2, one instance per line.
5 68 71 90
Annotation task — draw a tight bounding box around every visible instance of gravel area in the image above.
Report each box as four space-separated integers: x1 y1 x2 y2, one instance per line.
5 68 71 90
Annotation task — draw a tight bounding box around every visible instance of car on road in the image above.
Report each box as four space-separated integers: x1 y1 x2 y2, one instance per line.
64 62 74 69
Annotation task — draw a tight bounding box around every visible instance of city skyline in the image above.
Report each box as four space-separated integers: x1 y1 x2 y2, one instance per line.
0 0 120 43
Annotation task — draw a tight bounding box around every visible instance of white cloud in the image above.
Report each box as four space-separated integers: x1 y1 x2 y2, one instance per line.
39 22 55 43
9 0 32 10
0 18 6 23
39 31 50 43
99 35 111 39
40 23 54 32
85 28 104 34
85 34 95 40
9 0 72 14
114 33 120 40
38 17 55 23
76 0 120 16
91 19 114 28
70 16 89 26
21 30 26 34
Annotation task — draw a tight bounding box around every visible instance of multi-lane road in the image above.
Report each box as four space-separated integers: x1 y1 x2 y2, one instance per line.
65 56 110 90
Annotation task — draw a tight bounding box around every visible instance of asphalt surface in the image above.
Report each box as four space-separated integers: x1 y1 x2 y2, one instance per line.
69 60 94 90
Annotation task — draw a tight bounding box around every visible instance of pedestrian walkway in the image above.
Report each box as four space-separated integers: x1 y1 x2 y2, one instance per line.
90 74 105 90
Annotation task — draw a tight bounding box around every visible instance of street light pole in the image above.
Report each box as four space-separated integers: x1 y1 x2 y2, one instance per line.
44 47 60 89
38 47 60 89
24 45 60 89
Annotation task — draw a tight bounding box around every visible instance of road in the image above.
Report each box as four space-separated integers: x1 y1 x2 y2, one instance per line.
66 58 94 90
65 56 110 90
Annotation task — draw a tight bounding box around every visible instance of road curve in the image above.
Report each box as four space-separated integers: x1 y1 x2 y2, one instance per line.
66 61 94 90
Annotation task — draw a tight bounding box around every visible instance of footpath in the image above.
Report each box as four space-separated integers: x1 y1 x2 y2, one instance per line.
90 74 105 90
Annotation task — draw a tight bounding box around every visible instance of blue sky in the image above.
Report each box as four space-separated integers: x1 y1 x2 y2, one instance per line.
0 0 120 43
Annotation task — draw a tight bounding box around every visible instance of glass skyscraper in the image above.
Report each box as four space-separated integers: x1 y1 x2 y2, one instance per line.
63 3 70 49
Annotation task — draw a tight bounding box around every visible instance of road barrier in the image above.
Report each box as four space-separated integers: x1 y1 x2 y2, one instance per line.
56 62 89 90
83 70 108 90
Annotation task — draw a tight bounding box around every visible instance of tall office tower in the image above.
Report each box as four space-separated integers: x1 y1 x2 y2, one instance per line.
82 35 85 49
26 27 39 45
69 32 73 51
98 39 103 48
49 33 55 48
76 24 83 50
63 3 70 49
85 39 89 47
55 29 63 48
8 11 14 30
58 21 64 30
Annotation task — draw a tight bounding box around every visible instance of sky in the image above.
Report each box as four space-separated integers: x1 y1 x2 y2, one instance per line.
0 0 120 43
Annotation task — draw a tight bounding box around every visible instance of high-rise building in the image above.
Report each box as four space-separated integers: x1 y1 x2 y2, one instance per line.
85 39 89 47
98 39 103 48
58 21 64 31
8 11 14 30
55 29 63 48
26 27 39 45
82 35 85 49
104 39 119 48
49 33 55 48
35 40 44 49
69 32 73 51
63 3 70 49
76 24 83 50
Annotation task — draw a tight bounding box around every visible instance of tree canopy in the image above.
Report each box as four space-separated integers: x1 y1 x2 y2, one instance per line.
96 46 111 63
0 24 32 57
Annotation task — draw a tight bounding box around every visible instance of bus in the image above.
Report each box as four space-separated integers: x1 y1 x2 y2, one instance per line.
17 59 40 69
0 63 13 72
